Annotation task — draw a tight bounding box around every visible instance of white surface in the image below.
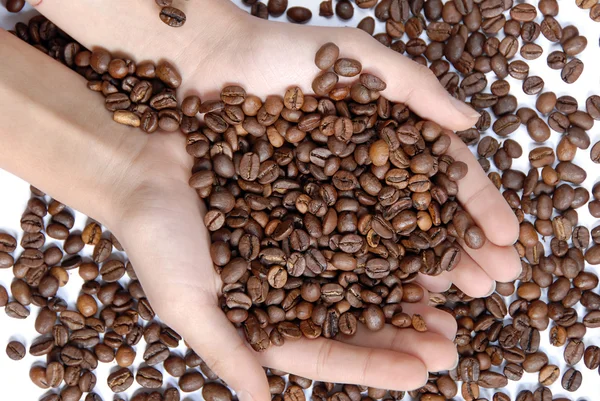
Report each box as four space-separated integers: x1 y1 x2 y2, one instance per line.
0 1 599 400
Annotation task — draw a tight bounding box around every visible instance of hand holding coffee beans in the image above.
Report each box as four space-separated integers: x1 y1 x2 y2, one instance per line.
2 0 600 400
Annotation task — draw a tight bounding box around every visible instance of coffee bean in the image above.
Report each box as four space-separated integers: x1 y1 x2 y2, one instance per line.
493 114 521 136
563 35 587 56
541 16 562 42
6 341 26 360
523 76 544 95
335 0 354 19
478 371 508 388
144 342 170 365
561 368 582 391
136 366 163 388
107 368 134 392
538 364 560 386
561 59 584 84
196 383 231 401
159 6 186 27
179 372 205 392
564 339 585 365
583 309 600 327
5 301 29 319
584 345 600 369
315 42 340 70
0 233 17 253
6 0 25 12
591 141 600 163
45 361 64 388
90 49 111 74
113 110 140 127
100 259 125 282
266 0 288 17
287 7 312 23
156 61 181 89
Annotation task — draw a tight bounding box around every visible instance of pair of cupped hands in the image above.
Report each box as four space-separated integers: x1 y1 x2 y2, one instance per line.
16 0 521 399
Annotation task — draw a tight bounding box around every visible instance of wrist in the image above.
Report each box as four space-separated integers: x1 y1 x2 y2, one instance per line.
0 30 148 230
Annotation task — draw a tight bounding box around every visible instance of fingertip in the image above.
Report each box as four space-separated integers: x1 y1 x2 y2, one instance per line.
415 273 452 294
484 281 497 297
448 96 480 129
401 303 457 341
417 366 430 389
394 355 429 391
449 350 460 371
233 367 271 401
483 206 520 247
496 246 522 283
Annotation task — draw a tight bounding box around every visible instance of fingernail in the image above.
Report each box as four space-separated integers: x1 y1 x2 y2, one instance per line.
238 391 255 401
449 96 480 120
484 281 497 297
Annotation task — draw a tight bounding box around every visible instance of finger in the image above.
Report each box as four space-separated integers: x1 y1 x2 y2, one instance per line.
338 324 458 372
180 306 271 401
456 235 522 283
254 337 428 391
415 273 452 294
445 245 496 298
445 132 520 246
399 303 458 341
336 31 480 131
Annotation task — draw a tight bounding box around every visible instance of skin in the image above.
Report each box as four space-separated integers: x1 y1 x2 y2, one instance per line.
0 1 521 399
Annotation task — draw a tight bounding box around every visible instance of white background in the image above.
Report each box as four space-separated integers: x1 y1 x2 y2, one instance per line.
0 0 599 400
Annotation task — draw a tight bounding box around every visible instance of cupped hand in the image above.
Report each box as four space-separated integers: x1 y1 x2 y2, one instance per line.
26 0 521 399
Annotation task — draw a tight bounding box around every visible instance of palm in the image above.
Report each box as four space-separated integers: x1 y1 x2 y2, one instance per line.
115 131 221 303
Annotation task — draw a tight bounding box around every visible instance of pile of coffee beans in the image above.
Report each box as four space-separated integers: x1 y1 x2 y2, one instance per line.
2 1 600 400
184 41 489 350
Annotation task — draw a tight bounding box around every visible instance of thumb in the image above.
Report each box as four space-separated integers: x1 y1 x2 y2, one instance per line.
176 305 271 401
338 29 480 131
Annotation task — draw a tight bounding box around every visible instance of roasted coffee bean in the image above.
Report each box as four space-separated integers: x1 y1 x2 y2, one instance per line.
287 7 312 23
136 366 163 388
159 6 186 27
90 49 111 74
584 345 600 369
523 76 544 95
591 141 600 163
335 0 354 19
5 301 30 319
179 372 206 392
6 0 25 12
561 59 584 84
6 340 26 360
0 233 17 253
315 43 340 70
144 342 170 365
564 339 585 365
107 368 134 393
493 114 521 136
561 368 582 392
